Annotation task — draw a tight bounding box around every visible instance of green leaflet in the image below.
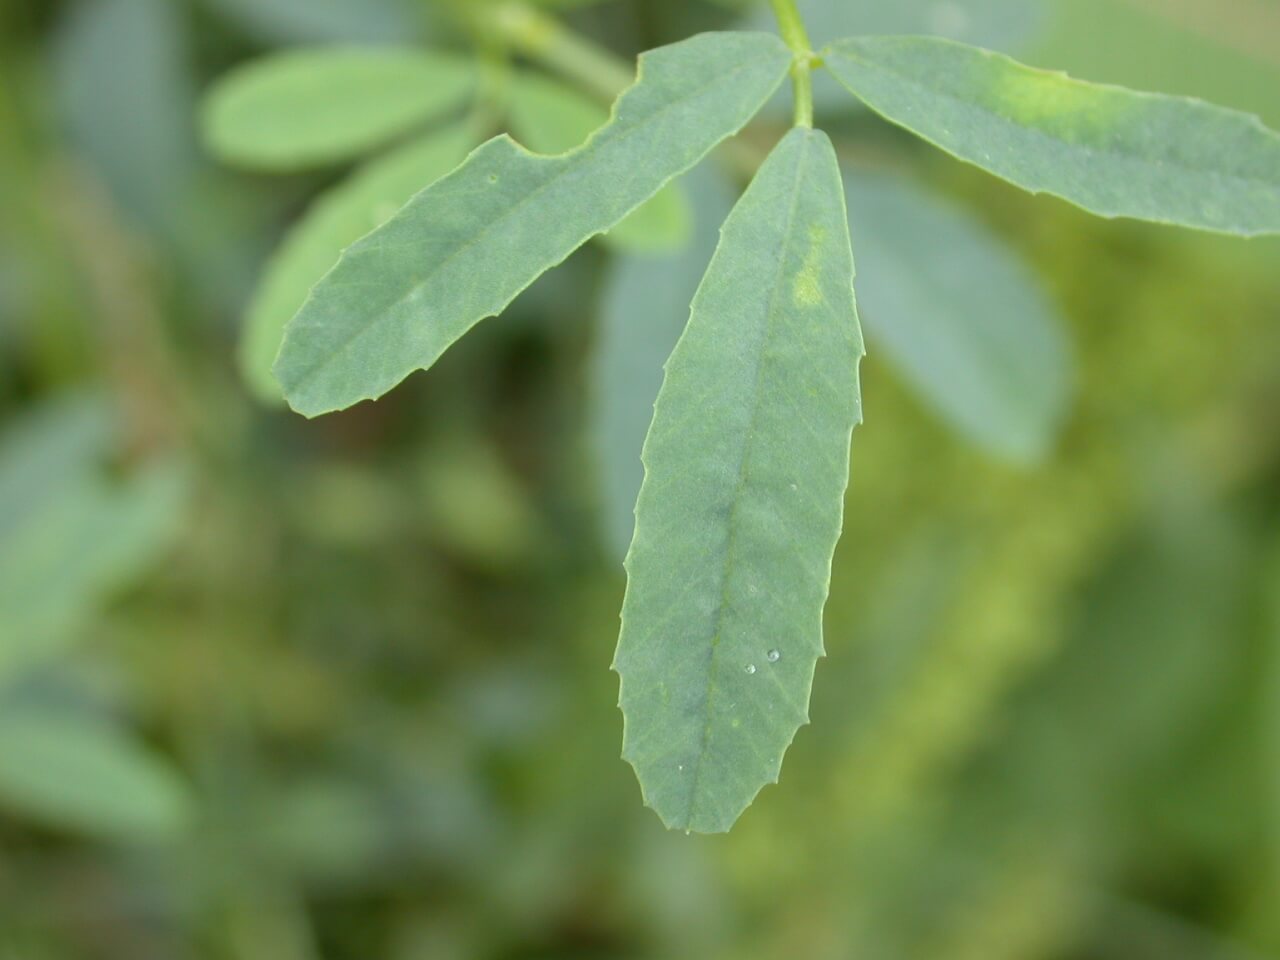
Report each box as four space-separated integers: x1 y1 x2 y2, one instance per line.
615 128 864 833
0 705 191 842
591 162 737 561
507 71 691 253
240 124 476 403
202 47 476 170
845 169 1072 463
275 31 792 417
824 36 1280 236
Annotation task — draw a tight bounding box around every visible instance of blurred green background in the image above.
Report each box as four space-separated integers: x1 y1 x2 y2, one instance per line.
2 0 1280 957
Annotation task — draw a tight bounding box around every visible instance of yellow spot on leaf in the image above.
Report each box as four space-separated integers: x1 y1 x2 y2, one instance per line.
793 224 826 307
989 60 1121 137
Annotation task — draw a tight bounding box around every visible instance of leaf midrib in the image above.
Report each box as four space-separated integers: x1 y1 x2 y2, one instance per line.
682 134 815 829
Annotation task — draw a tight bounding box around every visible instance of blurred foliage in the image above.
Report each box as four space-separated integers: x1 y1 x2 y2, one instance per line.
1 0 1280 957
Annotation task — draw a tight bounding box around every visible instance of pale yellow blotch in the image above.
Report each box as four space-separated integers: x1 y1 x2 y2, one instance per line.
988 58 1123 135
792 224 827 307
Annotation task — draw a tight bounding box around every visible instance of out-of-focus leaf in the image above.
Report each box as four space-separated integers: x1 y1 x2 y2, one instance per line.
590 162 737 560
507 71 691 253
0 397 187 680
845 169 1072 463
0 705 191 842
275 32 792 417
0 392 112 541
615 129 863 833
199 0 418 46
53 0 197 231
203 48 477 171
506 71 606 155
240 124 477 403
824 37 1280 236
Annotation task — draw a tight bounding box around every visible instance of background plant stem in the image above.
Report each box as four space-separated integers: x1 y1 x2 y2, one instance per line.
490 1 633 103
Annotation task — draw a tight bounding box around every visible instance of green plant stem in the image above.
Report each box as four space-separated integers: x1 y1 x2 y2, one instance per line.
768 0 816 127
490 1 634 104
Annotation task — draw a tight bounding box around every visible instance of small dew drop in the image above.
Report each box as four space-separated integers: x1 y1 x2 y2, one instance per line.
678 764 684 772
767 649 781 663
789 482 798 492
744 664 757 675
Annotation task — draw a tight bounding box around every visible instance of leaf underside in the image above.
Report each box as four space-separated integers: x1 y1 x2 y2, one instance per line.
824 36 1280 236
615 128 865 834
0 706 190 842
274 31 792 417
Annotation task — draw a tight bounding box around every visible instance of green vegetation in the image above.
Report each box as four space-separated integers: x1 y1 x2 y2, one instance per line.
2 0 1280 955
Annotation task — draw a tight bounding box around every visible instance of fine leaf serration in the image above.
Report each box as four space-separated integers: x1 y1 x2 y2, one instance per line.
240 124 477 402
274 31 792 417
615 128 865 833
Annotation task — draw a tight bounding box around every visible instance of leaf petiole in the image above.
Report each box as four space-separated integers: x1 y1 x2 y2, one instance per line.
768 0 816 127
